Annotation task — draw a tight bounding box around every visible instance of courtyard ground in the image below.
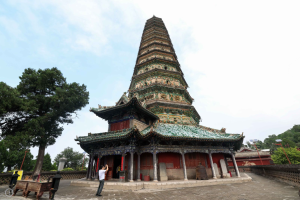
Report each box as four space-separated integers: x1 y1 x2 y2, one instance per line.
0 173 299 200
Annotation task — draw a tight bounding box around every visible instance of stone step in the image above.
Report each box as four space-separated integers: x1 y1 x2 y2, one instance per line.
70 173 252 190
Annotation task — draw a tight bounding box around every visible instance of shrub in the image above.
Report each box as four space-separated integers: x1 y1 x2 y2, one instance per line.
61 168 74 171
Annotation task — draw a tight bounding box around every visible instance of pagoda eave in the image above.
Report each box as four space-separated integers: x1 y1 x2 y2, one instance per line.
130 69 188 89
90 97 159 121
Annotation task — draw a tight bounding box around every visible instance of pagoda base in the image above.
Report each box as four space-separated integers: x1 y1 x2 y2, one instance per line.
71 173 251 190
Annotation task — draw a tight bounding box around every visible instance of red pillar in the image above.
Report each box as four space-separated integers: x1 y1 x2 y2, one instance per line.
96 158 99 171
121 156 124 170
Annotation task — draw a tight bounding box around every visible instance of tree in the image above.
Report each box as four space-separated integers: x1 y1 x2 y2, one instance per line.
264 134 278 148
254 140 265 150
42 153 52 171
1 136 34 171
271 147 300 164
0 68 89 176
54 147 84 170
281 138 296 148
51 162 58 170
0 140 8 172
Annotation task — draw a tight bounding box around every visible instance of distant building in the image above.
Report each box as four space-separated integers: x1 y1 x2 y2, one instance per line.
227 147 272 166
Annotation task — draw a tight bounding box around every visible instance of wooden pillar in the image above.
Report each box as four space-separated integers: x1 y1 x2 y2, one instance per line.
231 153 240 177
92 155 97 178
208 152 217 179
96 154 101 180
121 153 126 171
181 153 188 181
92 153 96 178
86 154 91 179
129 152 134 182
153 151 158 182
88 153 94 180
137 153 141 181
224 156 230 173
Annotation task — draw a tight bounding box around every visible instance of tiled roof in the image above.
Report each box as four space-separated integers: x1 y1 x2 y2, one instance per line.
76 123 242 143
89 97 159 121
91 105 115 112
142 123 241 140
76 128 134 142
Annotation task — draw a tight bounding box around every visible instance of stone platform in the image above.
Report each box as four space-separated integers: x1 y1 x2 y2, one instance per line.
71 173 252 190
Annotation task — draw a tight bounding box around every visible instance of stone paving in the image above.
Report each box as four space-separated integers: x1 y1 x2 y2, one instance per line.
0 173 299 200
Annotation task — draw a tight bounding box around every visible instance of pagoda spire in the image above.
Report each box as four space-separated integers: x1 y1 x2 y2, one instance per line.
128 17 201 125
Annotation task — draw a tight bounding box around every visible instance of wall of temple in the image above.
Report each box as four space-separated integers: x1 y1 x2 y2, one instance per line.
137 63 177 75
134 76 182 89
143 27 167 35
138 53 174 64
110 120 130 131
142 39 170 48
142 33 168 42
97 152 228 181
211 153 225 168
140 45 171 55
132 119 149 131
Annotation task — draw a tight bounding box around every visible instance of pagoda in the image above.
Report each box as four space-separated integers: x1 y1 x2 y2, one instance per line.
75 16 244 182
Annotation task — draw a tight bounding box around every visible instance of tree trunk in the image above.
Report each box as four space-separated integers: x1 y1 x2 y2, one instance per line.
32 144 46 176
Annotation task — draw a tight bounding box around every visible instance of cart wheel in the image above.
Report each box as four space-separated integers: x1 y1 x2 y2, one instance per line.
5 188 14 197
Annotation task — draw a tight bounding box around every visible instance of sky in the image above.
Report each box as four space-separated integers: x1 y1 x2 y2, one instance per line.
1 0 300 161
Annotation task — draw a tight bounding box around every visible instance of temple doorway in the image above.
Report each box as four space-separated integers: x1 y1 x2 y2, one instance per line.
113 155 122 178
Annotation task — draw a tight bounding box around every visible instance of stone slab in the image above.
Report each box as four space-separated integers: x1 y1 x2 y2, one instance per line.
158 163 168 181
213 163 221 178
220 159 230 178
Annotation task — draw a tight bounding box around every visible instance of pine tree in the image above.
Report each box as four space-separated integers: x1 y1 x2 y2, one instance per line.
0 67 89 176
42 153 52 171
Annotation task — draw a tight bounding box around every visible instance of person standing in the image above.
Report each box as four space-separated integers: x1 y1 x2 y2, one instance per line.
96 164 108 196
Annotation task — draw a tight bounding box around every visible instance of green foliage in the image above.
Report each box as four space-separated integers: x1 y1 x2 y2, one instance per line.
61 167 74 171
254 140 266 149
42 153 52 171
0 67 89 175
79 166 87 171
31 160 36 171
281 138 296 148
0 140 8 172
51 162 58 170
271 147 300 164
54 147 84 170
0 137 33 171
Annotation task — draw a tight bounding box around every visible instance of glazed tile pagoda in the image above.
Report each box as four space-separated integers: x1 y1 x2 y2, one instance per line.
75 16 244 182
